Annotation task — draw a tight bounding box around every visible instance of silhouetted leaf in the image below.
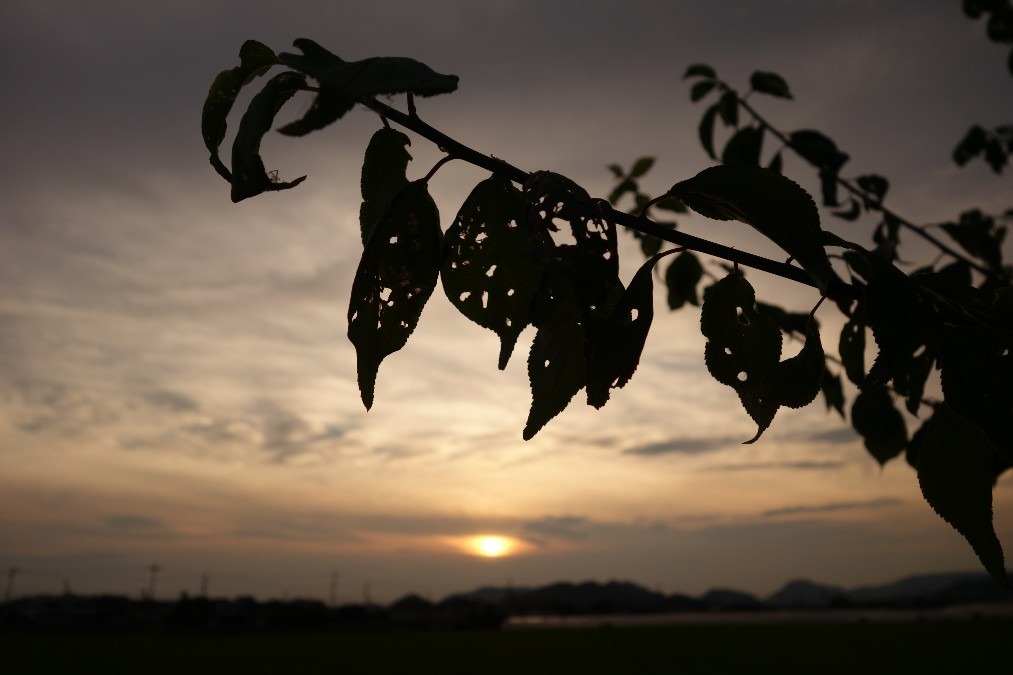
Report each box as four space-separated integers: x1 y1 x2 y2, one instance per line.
683 63 716 79
607 178 637 205
766 324 825 409
789 130 850 172
348 181 442 409
718 91 739 127
442 175 551 369
721 126 764 166
821 367 846 418
917 404 1008 587
586 250 677 408
665 251 704 309
819 169 840 208
856 174 889 203
691 80 717 101
750 71 792 99
953 125 988 166
940 209 1006 271
851 387 907 466
668 165 836 293
607 163 624 178
832 199 861 221
767 152 783 174
701 273 783 442
654 197 687 214
230 72 308 202
629 156 655 178
277 39 458 136
938 326 1013 463
891 328 935 416
359 128 411 244
202 40 279 182
844 251 933 388
755 302 811 337
698 104 720 159
524 260 587 440
838 304 867 386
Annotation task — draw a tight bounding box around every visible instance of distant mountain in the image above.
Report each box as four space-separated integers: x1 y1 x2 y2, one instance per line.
766 579 847 608
847 571 1013 606
508 580 669 615
699 588 765 610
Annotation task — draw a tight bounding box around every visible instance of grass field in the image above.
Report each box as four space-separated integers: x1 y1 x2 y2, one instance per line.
3 620 1010 674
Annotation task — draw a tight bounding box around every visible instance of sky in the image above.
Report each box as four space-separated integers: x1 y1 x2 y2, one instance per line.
1 1 1011 604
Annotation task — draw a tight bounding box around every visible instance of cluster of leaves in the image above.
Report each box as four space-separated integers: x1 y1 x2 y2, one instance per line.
956 0 1013 173
610 60 1012 584
202 38 1011 585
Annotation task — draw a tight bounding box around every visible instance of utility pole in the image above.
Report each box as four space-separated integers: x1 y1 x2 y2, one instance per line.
4 567 19 603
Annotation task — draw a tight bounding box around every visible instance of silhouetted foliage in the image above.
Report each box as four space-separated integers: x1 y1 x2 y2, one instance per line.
202 21 1011 588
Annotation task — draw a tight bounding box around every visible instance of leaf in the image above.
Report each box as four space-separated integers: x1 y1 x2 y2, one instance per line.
755 302 811 337
691 80 717 102
701 273 783 442
890 328 935 416
683 63 717 79
442 175 551 369
917 404 1008 587
202 40 279 182
953 125 987 166
721 126 764 166
838 303 867 386
851 387 907 466
789 130 850 173
750 71 793 99
347 181 442 409
941 209 1005 271
585 250 677 408
667 165 836 293
938 326 1013 463
229 72 308 202
607 178 637 205
665 251 704 309
843 251 933 388
856 174 889 203
821 367 846 418
767 152 783 174
277 39 459 136
524 261 587 440
718 91 739 127
359 128 411 244
698 104 720 160
607 163 624 178
832 199 861 221
629 156 656 178
765 324 825 409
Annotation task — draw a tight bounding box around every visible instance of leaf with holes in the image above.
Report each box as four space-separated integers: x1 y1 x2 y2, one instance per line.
348 181 442 409
524 260 587 440
851 387 907 466
230 72 308 202
668 165 836 293
701 273 783 442
360 128 411 245
202 40 279 182
278 39 459 136
917 404 1008 587
443 175 551 369
586 249 678 409
891 327 935 416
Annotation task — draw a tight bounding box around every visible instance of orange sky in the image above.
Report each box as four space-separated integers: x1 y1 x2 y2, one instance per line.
1 1 1011 603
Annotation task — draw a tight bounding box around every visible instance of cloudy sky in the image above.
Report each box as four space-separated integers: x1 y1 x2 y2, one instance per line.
2 1 1011 603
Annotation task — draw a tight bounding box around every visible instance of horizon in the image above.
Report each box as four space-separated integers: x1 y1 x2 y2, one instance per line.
2 1 1011 607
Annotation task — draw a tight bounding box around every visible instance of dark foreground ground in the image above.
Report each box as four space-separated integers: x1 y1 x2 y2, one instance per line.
3 620 1010 674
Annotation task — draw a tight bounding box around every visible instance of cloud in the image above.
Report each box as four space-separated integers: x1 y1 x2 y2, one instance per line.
142 390 198 413
761 498 903 518
105 515 165 531
522 516 590 543
805 427 859 445
623 436 739 457
705 460 847 472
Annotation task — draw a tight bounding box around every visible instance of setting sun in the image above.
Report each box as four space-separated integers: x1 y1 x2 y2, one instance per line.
468 535 517 558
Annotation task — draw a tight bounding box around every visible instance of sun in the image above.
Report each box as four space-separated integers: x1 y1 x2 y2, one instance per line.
467 535 515 558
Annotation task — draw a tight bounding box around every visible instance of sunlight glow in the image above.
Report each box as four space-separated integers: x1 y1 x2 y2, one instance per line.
468 535 516 558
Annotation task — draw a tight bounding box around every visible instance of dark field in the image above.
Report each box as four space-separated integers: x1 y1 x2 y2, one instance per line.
3 620 1010 674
